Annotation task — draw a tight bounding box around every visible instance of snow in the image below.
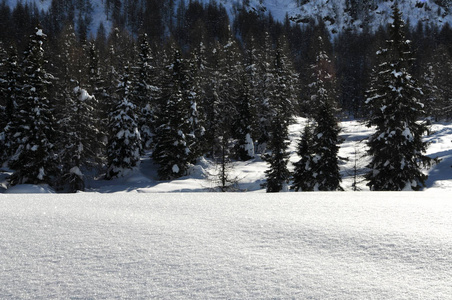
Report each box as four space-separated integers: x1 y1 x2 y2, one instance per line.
37 167 45 181
69 166 83 177
172 164 180 174
245 133 255 158
0 193 451 299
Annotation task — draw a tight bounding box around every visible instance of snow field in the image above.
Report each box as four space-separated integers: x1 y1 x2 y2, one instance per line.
1 193 451 299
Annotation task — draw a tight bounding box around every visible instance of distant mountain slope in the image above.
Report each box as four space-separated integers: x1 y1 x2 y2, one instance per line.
6 0 452 35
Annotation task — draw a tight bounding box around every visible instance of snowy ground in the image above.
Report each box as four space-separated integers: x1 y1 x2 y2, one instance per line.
1 193 451 299
1 117 452 193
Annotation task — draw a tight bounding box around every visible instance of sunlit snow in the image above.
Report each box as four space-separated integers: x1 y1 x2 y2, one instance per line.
0 193 451 299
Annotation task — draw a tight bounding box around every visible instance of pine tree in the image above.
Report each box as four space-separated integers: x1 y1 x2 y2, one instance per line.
152 48 195 180
0 46 21 165
9 25 58 186
421 45 452 121
302 33 343 191
365 4 433 191
217 33 243 158
262 40 296 193
304 34 336 117
251 32 274 150
310 101 342 191
132 33 159 150
292 123 316 191
106 67 141 179
233 72 255 161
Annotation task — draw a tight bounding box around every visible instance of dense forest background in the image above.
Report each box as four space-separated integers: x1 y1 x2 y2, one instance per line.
0 0 450 191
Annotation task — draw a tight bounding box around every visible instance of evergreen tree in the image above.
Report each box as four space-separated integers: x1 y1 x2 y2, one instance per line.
8 25 58 186
185 48 205 160
217 33 243 158
292 123 316 191
106 67 141 179
310 101 342 191
365 4 433 191
233 72 255 161
152 48 195 180
304 34 337 117
306 35 343 191
262 40 295 193
0 46 21 165
421 45 452 121
133 33 159 150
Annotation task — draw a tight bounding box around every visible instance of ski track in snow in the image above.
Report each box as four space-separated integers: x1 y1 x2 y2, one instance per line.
0 193 451 299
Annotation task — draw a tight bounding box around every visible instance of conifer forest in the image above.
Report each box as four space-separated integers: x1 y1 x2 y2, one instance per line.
0 0 450 192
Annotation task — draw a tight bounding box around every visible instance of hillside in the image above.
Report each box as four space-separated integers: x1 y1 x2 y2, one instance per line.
6 0 452 36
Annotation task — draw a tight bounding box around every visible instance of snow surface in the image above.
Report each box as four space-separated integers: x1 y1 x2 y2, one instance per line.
1 193 451 299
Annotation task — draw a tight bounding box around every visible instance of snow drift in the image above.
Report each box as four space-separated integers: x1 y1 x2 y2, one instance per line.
1 192 451 299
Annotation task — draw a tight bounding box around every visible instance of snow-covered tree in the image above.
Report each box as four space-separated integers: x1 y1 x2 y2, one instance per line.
0 46 21 165
106 67 141 179
8 26 58 186
310 101 342 191
152 48 196 180
304 35 337 117
365 4 433 191
132 33 160 150
262 40 296 192
249 32 274 150
292 123 316 191
421 45 452 121
233 72 255 161
301 32 343 191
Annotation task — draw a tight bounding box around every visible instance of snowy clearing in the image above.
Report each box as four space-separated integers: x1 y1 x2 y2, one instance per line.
1 193 451 299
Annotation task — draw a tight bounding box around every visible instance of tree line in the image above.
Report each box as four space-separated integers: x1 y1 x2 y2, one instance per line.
0 1 444 192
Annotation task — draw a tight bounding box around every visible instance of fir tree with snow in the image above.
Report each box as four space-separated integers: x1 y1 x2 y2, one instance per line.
233 72 255 161
262 40 295 193
152 48 195 180
304 34 337 118
8 25 58 186
292 123 316 191
0 46 21 165
132 33 160 151
310 101 343 191
300 33 342 191
365 4 433 191
421 45 452 121
106 67 142 179
262 114 291 193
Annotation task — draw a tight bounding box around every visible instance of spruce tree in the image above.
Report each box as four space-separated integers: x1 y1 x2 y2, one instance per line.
0 46 21 165
365 4 433 191
297 34 343 191
292 123 316 191
262 40 296 193
233 72 255 161
9 25 58 186
133 33 159 150
421 45 452 121
310 101 342 191
152 48 195 180
106 67 142 179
